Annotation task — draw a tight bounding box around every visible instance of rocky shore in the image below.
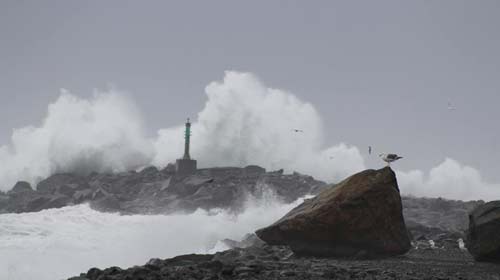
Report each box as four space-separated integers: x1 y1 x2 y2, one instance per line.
69 242 500 280
2 165 498 279
0 165 483 248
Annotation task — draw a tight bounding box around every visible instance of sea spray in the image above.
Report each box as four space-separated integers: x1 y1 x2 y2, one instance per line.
0 71 365 192
0 72 497 202
0 191 304 280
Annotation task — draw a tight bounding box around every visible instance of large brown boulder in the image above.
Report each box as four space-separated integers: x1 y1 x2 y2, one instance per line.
255 167 411 257
466 201 500 262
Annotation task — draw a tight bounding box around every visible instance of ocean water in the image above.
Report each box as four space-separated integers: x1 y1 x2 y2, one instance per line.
0 193 301 280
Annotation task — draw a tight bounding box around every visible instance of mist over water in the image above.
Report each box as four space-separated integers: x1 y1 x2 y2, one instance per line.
0 191 302 280
0 71 498 200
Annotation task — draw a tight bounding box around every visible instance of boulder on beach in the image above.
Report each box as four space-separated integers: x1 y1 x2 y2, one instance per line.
466 201 500 262
256 167 411 257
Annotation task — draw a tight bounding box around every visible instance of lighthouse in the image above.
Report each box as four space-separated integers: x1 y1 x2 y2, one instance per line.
175 118 197 175
183 118 192 160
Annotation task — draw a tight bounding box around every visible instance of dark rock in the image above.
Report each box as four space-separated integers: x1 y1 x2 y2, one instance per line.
168 175 214 197
467 200 500 262
0 165 323 215
402 196 482 237
269 168 284 175
101 266 123 276
244 165 266 175
146 258 163 267
73 189 93 203
21 194 69 212
8 181 33 194
90 194 121 212
139 166 162 182
256 167 411 257
25 196 52 212
71 237 500 280
0 193 8 212
185 176 214 187
45 194 71 209
91 188 109 200
260 172 326 203
159 178 172 192
162 163 177 174
91 171 145 195
36 173 89 195
222 233 266 249
405 220 454 241
198 260 223 271
162 254 213 266
280 270 296 277
56 184 80 197
140 166 159 174
86 267 102 280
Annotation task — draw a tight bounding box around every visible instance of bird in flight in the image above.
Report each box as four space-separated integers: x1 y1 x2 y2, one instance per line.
292 129 304 133
379 153 403 166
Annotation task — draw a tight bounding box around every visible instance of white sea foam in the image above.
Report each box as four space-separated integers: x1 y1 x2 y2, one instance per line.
0 191 302 280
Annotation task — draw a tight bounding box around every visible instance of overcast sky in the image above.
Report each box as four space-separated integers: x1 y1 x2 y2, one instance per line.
0 1 499 181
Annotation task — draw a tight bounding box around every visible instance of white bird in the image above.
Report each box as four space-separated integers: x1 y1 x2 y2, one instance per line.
379 153 403 166
292 129 304 133
458 238 466 250
368 146 372 155
429 240 436 249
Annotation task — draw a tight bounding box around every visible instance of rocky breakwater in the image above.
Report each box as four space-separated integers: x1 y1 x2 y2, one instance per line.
467 200 500 262
256 167 411 257
0 165 327 214
0 176 89 213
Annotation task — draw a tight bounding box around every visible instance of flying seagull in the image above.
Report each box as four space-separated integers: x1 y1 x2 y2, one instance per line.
292 129 304 133
379 153 403 166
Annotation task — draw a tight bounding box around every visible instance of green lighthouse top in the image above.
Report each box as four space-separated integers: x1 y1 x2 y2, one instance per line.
183 118 192 159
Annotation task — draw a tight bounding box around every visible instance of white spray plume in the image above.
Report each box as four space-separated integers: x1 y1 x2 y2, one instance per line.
0 71 498 201
397 158 500 201
153 71 365 182
0 90 154 190
0 72 365 191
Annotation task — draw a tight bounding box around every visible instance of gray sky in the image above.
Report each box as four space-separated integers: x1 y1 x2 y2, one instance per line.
0 1 499 180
